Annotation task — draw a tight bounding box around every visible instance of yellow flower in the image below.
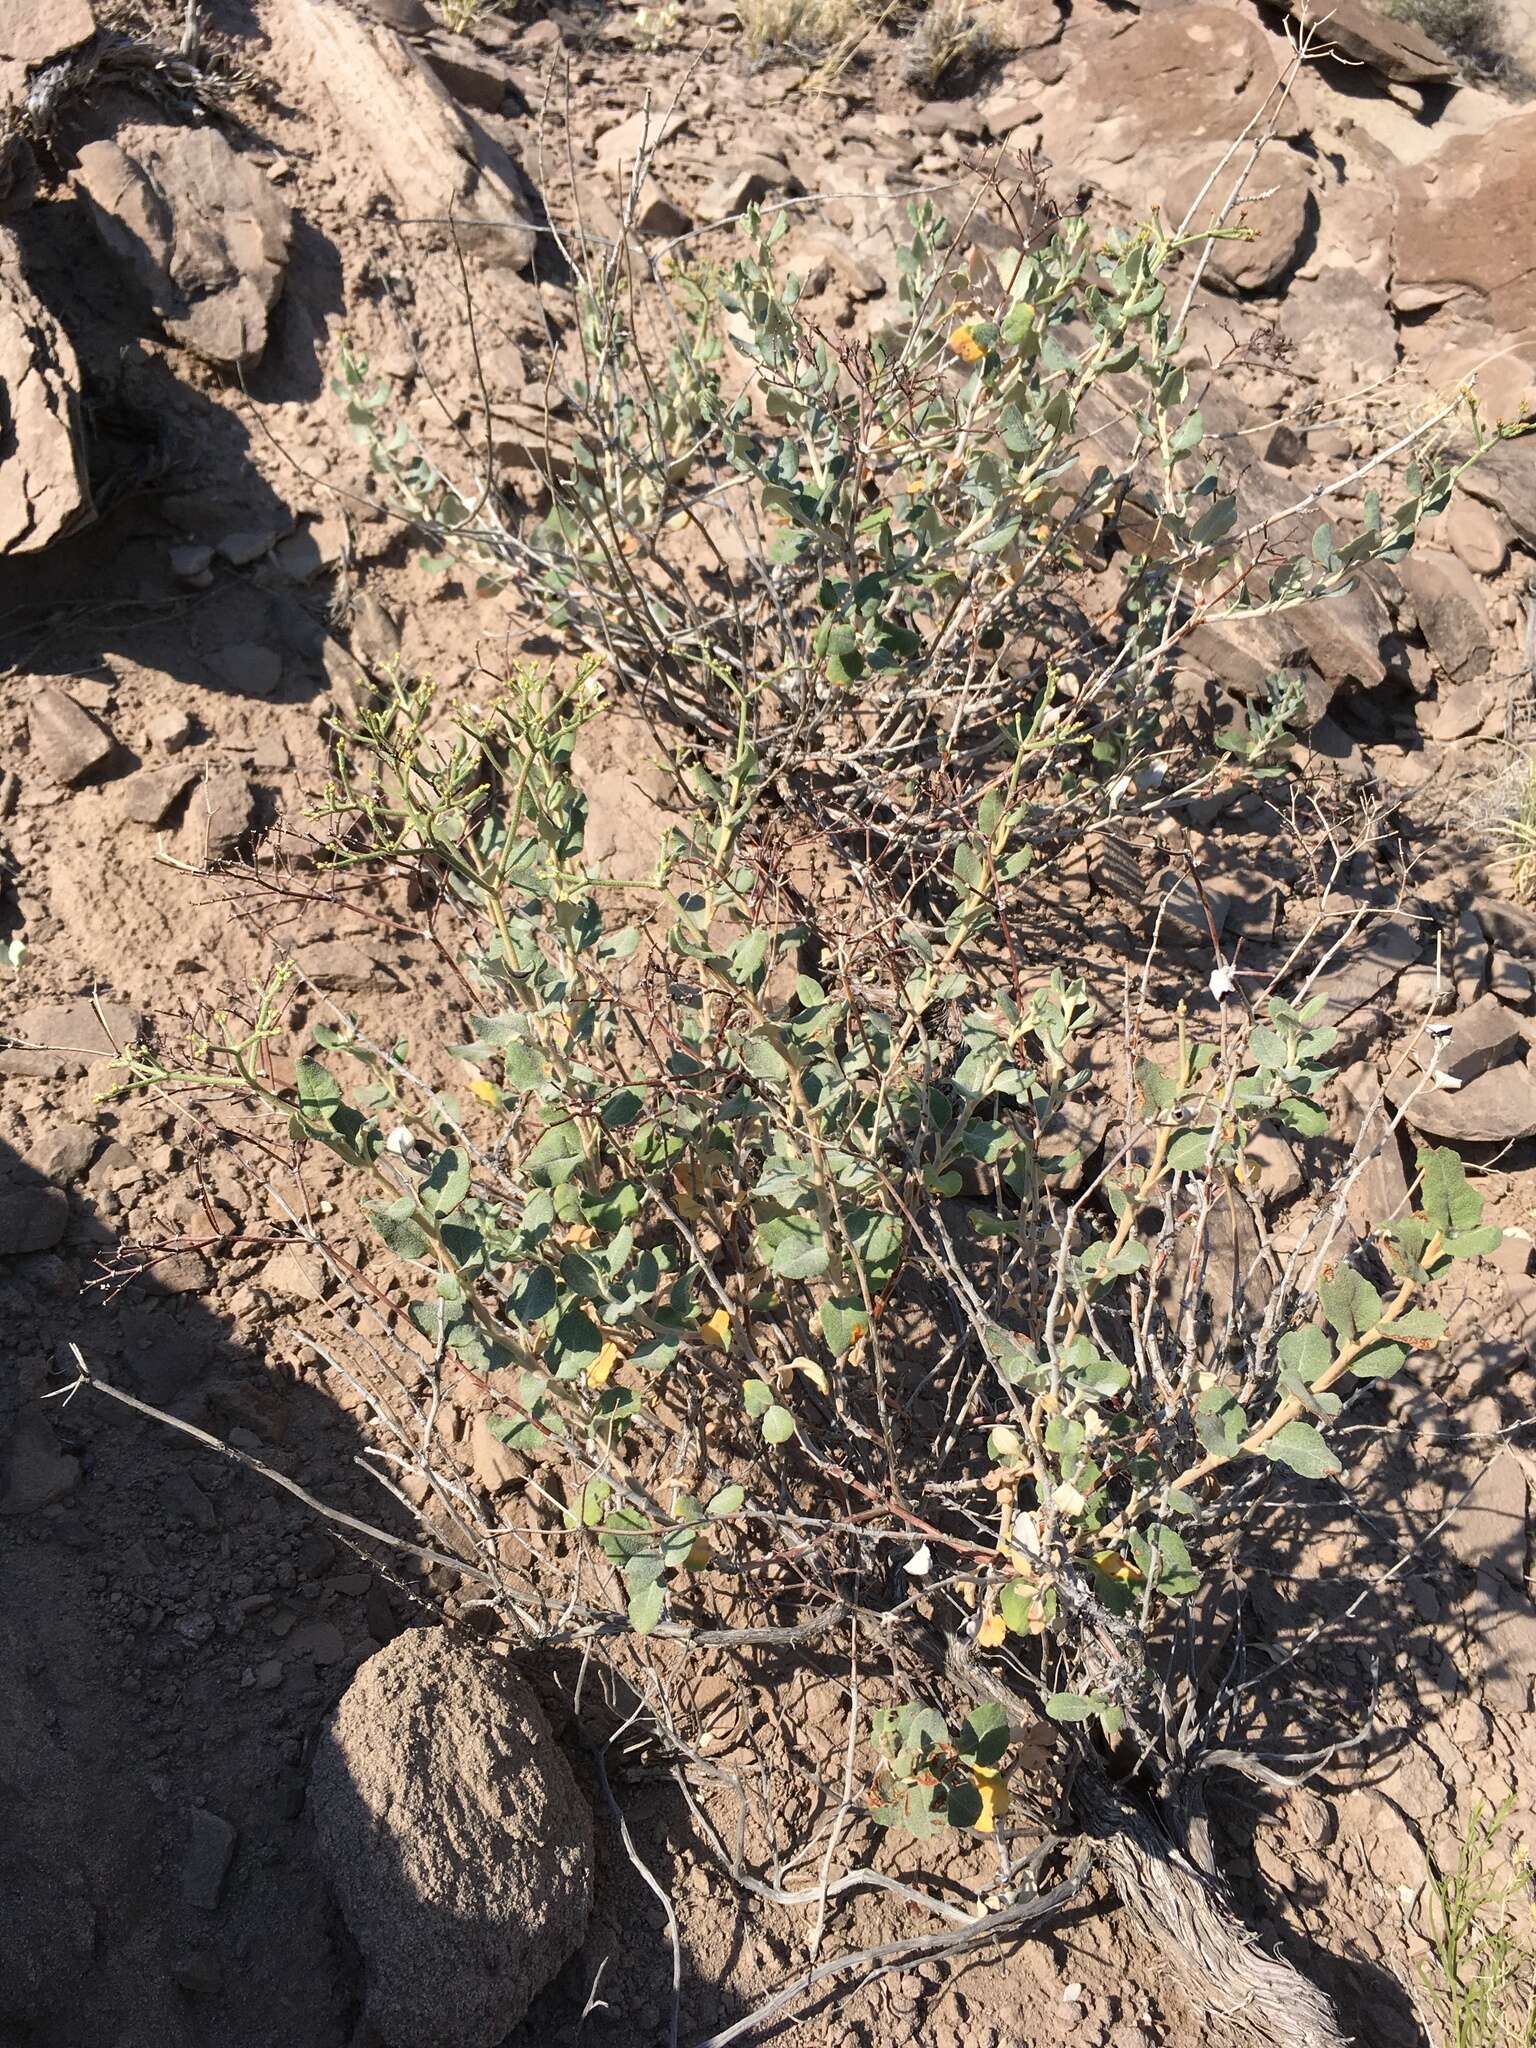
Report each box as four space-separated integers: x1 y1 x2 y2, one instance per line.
587 1340 622 1389
1093 1548 1142 1585
971 1767 1011 1833
698 1307 732 1353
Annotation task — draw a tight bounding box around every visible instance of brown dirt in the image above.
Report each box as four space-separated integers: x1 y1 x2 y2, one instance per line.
3 4 1535 2048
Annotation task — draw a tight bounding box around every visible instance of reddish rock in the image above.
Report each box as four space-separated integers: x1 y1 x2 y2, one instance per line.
1164 144 1312 295
1065 8 1300 171
0 999 142 1078
282 0 539 271
28 686 117 784
1428 994 1528 1084
0 246 92 555
1392 110 1536 333
74 126 293 372
0 0 96 100
1397 550 1492 682
1268 0 1454 82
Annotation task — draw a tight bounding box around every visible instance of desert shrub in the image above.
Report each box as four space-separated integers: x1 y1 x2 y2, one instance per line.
119 168 1529 2032
1506 753 1536 903
735 0 878 66
338 187 1504 848
1388 0 1513 73
1422 1800 1536 2048
898 0 1003 92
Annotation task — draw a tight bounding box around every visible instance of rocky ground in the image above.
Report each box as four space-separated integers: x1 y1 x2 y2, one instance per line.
2 0 1536 2045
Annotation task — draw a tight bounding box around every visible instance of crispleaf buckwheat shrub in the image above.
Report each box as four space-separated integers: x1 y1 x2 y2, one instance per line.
335 186 1514 851
132 666 1497 1730
128 175 1523 2037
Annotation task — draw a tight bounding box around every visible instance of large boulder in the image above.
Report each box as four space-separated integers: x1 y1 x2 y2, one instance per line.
1262 0 1455 84
1391 109 1536 333
1396 550 1492 683
74 125 293 371
0 0 96 104
1163 143 1312 296
1459 431 1536 550
0 242 92 554
1045 7 1299 199
280 0 540 271
308 1627 592 2048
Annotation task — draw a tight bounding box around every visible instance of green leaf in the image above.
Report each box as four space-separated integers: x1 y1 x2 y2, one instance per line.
295 1058 343 1116
1195 1384 1247 1460
764 1226 830 1282
1417 1146 1485 1236
742 1378 773 1419
761 1403 796 1445
509 1264 557 1327
500 1040 546 1093
1169 408 1204 457
730 929 772 987
707 1484 745 1517
1166 1127 1215 1172
740 1033 790 1086
957 1702 1010 1769
368 1200 431 1263
1445 1225 1502 1258
1349 1338 1407 1381
973 515 1022 556
1045 1692 1106 1723
420 1146 471 1220
627 1577 666 1635
1262 1420 1340 1480
1318 1267 1384 1343
1135 1059 1177 1115
822 624 865 685
1152 1524 1200 1597
944 1778 984 1830
1276 1325 1332 1382
601 1088 644 1130
999 1580 1039 1635
1379 1307 1446 1344
820 1298 867 1356
548 1305 604 1377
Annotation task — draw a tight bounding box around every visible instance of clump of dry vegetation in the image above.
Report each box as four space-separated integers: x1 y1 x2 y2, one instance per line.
898 0 1005 92
1388 0 1518 75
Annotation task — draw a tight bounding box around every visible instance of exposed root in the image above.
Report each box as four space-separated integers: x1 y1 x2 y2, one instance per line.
950 1641 1349 2048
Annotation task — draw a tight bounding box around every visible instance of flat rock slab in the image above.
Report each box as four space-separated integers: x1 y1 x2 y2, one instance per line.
1445 1450 1528 1589
1387 1047 1536 1142
282 0 539 272
1428 994 1528 1083
0 0 96 101
1266 0 1454 83
0 999 143 1078
28 685 117 784
1309 913 1419 1032
0 245 93 555
1392 109 1536 334
1460 435 1536 551
1397 550 1492 683
1055 8 1299 183
74 125 292 372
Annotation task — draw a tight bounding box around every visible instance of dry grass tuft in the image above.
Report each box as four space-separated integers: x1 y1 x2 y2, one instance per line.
898 0 1005 92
